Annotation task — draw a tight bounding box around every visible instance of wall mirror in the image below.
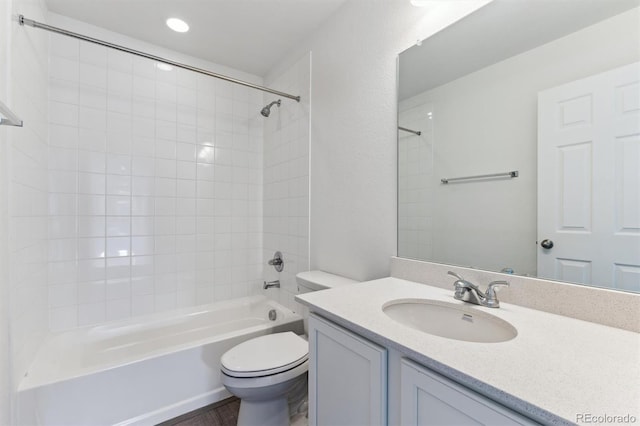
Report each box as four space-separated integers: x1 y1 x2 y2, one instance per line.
397 0 640 293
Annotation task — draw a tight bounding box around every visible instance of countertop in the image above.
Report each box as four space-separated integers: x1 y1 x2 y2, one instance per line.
295 277 640 425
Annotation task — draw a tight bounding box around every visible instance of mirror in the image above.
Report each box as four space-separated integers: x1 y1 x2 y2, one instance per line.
397 0 640 293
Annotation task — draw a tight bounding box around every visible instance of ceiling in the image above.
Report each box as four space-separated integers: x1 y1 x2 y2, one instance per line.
399 0 640 100
45 0 347 76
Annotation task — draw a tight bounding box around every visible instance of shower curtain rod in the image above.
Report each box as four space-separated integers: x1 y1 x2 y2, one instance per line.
18 15 301 103
398 126 421 136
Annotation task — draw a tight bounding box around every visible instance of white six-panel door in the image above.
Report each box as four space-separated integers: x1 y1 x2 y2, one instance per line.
538 62 640 292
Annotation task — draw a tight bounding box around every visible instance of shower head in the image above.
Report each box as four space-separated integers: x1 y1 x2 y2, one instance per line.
261 99 281 117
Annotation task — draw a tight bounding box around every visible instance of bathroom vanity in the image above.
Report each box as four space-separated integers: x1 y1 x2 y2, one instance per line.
296 277 640 426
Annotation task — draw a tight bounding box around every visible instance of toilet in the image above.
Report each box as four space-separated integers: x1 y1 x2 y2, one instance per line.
220 270 357 426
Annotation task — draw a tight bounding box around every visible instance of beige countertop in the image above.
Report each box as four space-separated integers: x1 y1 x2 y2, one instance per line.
296 277 640 425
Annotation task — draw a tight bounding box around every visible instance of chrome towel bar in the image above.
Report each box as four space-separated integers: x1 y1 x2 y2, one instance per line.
441 171 518 184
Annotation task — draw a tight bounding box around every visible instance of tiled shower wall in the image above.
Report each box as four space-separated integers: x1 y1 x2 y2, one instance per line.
46 21 265 330
6 0 50 393
262 53 311 312
398 101 434 260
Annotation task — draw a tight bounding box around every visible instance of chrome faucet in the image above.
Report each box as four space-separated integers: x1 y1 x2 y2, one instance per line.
263 280 280 290
447 271 509 308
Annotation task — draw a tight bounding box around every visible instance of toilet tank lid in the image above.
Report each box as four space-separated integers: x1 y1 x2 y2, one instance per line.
296 270 358 291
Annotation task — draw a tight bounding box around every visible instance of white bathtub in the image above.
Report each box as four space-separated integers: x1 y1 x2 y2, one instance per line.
17 295 304 426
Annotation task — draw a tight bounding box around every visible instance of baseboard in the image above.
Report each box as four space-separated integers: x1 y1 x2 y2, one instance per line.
113 387 233 426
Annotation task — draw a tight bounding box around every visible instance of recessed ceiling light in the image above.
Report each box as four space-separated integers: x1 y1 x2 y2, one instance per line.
166 18 189 33
156 63 173 71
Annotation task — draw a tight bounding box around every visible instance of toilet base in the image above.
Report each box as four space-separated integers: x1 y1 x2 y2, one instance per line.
223 368 308 426
237 398 289 426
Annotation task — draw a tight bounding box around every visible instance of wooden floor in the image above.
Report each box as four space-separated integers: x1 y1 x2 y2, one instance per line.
158 397 241 426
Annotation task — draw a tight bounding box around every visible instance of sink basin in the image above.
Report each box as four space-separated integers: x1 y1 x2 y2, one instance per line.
382 299 517 343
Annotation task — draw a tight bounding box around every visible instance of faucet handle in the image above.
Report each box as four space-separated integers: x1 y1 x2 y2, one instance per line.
484 281 509 307
487 280 510 291
448 271 468 299
447 271 464 282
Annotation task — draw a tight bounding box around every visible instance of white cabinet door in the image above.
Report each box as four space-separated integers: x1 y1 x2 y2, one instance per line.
537 62 640 291
400 359 537 426
308 313 387 426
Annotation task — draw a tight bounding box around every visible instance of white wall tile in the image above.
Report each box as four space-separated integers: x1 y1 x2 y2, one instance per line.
77 194 106 216
78 129 106 152
133 98 155 119
78 216 105 237
106 237 130 257
108 69 133 95
130 196 152 216
49 306 78 331
79 106 106 131
50 101 78 126
78 172 106 195
78 259 106 282
132 236 154 256
106 174 131 196
50 146 78 171
78 150 106 173
45 29 266 331
50 124 79 149
80 63 107 88
106 257 130 280
78 280 105 304
50 79 79 104
78 301 106 326
105 195 130 216
79 42 106 66
262 54 311 311
50 56 79 82
106 298 131 321
77 237 105 259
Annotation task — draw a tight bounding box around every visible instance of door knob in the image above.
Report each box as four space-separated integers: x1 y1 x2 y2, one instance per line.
540 239 554 249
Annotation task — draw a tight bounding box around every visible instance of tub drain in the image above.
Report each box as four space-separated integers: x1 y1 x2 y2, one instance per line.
268 309 277 321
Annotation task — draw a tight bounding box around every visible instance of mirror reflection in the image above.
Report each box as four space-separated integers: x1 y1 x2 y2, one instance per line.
397 0 640 293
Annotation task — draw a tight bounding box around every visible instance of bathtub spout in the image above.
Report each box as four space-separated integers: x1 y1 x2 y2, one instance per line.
263 280 280 290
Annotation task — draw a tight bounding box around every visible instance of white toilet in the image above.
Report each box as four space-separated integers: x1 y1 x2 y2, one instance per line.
220 270 357 426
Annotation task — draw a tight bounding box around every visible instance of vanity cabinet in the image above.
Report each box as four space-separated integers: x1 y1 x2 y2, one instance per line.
400 358 537 425
308 313 387 426
309 313 539 426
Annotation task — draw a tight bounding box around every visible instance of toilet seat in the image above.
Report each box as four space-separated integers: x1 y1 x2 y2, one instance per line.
221 358 309 392
221 332 309 378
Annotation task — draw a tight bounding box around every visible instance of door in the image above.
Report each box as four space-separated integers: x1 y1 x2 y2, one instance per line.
308 313 387 426
400 358 536 425
538 62 640 291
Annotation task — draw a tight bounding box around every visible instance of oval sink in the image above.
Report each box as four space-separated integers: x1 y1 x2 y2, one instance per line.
382 299 517 343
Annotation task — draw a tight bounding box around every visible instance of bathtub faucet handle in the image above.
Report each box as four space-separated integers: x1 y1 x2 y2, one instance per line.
267 251 284 272
263 280 281 290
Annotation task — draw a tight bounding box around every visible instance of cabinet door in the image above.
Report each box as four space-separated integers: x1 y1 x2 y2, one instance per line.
400 359 538 425
309 313 387 426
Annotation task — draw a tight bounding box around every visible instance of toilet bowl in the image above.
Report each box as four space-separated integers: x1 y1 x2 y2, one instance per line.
220 270 357 426
221 332 309 426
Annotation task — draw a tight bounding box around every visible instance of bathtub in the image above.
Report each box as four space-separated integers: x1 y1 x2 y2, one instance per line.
17 295 304 426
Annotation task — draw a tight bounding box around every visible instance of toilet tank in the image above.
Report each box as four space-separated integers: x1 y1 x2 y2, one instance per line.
296 270 358 293
296 271 358 335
